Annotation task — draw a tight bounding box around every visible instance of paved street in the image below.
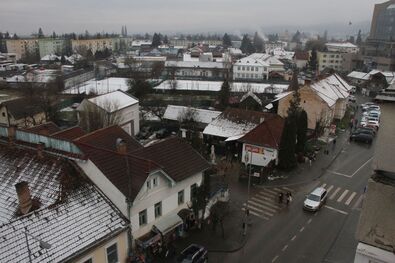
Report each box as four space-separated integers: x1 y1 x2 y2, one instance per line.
206 95 376 263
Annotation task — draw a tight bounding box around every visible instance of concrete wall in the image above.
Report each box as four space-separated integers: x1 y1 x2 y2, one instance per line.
73 231 128 263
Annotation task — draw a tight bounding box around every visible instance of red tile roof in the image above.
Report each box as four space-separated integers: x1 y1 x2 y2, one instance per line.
239 115 285 149
75 125 142 153
294 51 309 61
132 137 211 182
25 122 61 135
51 126 86 141
75 142 161 200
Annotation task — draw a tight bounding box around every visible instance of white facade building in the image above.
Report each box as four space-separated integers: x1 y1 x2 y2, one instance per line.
325 42 359 54
233 56 269 81
38 38 68 58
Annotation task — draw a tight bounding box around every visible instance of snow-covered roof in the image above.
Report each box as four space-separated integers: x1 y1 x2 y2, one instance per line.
228 48 242 55
132 40 152 46
88 90 138 113
0 146 128 263
63 77 129 94
267 48 295 61
347 71 370 80
154 80 288 94
234 56 269 67
325 42 358 48
40 54 60 61
347 70 395 84
240 91 262 105
203 108 267 138
163 105 221 124
310 74 351 107
165 61 226 69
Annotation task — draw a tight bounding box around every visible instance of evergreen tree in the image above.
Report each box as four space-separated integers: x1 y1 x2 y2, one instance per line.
222 33 232 47
296 110 308 153
287 72 301 119
308 48 318 73
278 117 297 170
0 32 3 40
151 33 161 47
253 32 264 52
5 32 10 39
240 35 255 54
38 28 44 38
60 55 66 64
52 31 57 38
163 35 169 45
292 30 301 43
356 30 362 46
124 25 127 36
121 26 125 36
323 30 328 42
218 80 230 109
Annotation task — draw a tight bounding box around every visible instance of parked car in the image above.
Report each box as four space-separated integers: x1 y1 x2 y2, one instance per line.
177 244 208 263
350 132 373 144
303 187 327 212
138 126 153 139
355 127 376 136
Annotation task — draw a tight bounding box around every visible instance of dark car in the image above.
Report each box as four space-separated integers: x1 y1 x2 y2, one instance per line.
350 133 373 144
356 127 376 136
353 129 375 137
177 244 208 263
138 126 152 139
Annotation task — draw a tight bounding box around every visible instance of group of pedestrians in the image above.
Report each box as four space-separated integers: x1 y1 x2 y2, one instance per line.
278 191 293 205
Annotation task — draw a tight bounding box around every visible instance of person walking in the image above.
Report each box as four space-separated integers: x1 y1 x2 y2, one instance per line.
278 192 283 204
286 192 292 205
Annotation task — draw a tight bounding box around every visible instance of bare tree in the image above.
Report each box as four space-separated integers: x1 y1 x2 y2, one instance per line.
78 99 122 132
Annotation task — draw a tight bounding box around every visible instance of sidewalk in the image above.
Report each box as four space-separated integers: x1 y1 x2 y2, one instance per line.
258 129 350 188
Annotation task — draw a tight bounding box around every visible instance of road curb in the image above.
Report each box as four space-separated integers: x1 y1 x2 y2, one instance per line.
208 237 247 253
257 140 347 189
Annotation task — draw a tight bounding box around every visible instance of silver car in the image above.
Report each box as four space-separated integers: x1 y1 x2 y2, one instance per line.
303 187 327 211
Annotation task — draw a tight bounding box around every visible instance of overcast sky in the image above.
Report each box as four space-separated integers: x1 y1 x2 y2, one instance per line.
0 0 379 36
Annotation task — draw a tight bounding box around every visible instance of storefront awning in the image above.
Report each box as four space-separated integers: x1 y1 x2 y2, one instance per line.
153 214 183 236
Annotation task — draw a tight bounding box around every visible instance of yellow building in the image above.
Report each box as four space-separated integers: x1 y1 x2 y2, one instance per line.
317 51 344 73
277 74 351 130
6 39 39 60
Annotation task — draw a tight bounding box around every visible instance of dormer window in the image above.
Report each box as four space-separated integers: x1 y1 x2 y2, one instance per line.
146 180 151 189
153 177 158 187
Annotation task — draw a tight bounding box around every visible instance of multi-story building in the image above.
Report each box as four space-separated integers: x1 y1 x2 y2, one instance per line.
233 56 269 81
71 38 115 55
38 38 69 58
358 0 395 71
325 42 359 54
165 61 230 80
6 39 39 60
317 51 344 73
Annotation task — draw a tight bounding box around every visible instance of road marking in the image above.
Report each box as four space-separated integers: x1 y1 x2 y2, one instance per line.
282 245 288 251
330 187 341 200
321 183 327 188
299 226 305 232
327 185 334 193
327 170 352 178
345 192 357 206
324 205 349 215
250 197 278 212
337 189 349 202
352 195 364 210
351 157 373 177
272 255 279 262
291 235 297 241
247 200 275 216
307 218 312 224
282 186 294 192
241 207 269 220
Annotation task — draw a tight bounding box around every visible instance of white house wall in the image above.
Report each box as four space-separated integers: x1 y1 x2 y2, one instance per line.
76 159 128 216
130 171 203 238
117 103 139 135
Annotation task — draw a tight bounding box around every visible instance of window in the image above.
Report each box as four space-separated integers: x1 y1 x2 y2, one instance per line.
146 180 151 190
154 202 162 218
242 66 245 71
139 210 147 226
323 54 327 58
237 66 240 70
255 67 258 71
190 184 197 201
153 177 158 187
323 60 326 63
106 243 118 263
178 190 185 205
2 112 5 117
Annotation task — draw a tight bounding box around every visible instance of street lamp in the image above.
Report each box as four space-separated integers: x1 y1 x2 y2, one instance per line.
243 149 253 236
24 227 52 263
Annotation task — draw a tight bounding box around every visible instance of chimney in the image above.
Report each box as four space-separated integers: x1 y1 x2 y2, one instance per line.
15 182 32 215
37 142 45 159
116 138 127 155
7 125 16 144
260 117 265 123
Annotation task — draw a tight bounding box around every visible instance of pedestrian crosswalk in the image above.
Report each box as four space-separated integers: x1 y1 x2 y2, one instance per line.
318 183 364 209
241 187 294 220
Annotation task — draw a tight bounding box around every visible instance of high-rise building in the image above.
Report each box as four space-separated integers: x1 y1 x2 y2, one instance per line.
359 0 395 71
